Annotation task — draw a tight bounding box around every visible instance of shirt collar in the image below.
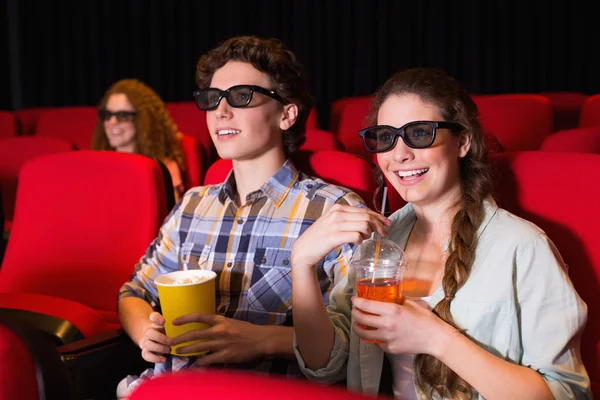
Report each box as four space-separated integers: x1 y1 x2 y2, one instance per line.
217 159 300 207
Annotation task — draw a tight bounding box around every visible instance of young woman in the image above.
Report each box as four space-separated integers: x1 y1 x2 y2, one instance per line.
92 78 186 200
291 68 591 399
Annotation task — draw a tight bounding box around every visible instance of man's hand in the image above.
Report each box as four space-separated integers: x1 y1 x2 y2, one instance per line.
139 312 172 363
171 313 278 366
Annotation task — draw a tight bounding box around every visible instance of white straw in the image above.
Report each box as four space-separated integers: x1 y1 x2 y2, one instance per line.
371 187 388 284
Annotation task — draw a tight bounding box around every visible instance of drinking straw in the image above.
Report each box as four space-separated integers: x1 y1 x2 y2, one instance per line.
372 187 388 283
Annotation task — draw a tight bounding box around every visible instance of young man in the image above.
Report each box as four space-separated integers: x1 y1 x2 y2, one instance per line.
116 36 377 396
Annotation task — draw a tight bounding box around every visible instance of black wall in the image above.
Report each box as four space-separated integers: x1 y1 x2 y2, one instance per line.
2 0 599 126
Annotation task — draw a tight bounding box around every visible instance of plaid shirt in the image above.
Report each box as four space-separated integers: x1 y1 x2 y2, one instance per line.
119 159 365 377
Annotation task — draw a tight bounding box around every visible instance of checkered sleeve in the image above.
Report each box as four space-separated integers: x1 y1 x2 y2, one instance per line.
117 196 184 307
322 191 367 289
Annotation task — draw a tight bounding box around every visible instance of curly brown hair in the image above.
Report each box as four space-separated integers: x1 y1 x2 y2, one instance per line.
195 36 314 155
91 79 185 174
368 67 493 400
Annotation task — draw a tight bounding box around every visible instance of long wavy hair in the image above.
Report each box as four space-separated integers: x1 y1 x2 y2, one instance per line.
91 79 185 174
368 68 493 399
195 35 314 155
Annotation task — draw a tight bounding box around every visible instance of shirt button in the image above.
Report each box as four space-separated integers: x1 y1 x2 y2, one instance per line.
227 262 232 268
261 257 267 264
237 218 244 224
283 259 289 266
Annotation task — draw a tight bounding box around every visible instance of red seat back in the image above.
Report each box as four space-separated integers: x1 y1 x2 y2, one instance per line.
0 322 39 400
302 128 343 152
129 369 377 400
14 108 52 136
0 137 74 229
579 94 600 128
0 151 168 328
490 151 600 386
540 127 600 154
166 102 215 165
0 317 74 400
329 96 372 135
336 97 373 158
204 151 379 207
541 92 587 131
472 94 553 151
0 112 17 138
180 135 204 188
306 107 319 129
35 107 98 150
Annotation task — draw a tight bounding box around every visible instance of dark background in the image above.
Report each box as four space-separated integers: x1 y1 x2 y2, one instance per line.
2 0 599 127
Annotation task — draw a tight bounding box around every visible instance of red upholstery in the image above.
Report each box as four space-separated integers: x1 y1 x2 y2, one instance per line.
336 97 373 158
0 317 74 400
302 128 343 152
541 92 587 131
180 135 204 188
472 94 553 151
0 293 108 337
13 108 52 136
329 95 372 136
0 151 168 331
129 369 377 400
166 102 215 165
490 151 600 388
0 111 17 138
540 127 600 154
204 151 378 206
0 323 39 400
579 94 600 128
306 107 319 129
0 137 74 232
35 107 97 150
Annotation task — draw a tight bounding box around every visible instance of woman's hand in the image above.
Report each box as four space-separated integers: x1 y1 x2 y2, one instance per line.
291 204 390 269
351 296 455 356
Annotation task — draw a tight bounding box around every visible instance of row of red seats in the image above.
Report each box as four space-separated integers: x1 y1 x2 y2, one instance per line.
1 92 599 163
0 150 599 399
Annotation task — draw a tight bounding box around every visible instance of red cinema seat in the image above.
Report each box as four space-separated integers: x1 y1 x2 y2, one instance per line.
302 128 344 152
579 94 600 128
35 107 97 150
541 92 587 131
166 102 215 166
180 134 205 188
329 96 372 136
0 111 17 138
0 151 168 338
129 369 379 400
540 127 600 154
490 151 600 393
306 106 319 129
0 136 74 234
0 316 74 400
472 94 553 151
336 97 373 158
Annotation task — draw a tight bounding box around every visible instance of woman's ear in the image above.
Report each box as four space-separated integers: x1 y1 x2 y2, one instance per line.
458 131 472 158
280 104 299 131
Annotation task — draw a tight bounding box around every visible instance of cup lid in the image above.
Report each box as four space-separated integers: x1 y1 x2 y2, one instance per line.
350 237 405 267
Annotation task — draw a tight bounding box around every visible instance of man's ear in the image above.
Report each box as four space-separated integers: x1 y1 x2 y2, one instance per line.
280 104 299 131
458 131 472 158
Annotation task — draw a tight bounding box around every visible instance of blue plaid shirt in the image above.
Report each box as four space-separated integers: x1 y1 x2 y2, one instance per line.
119 159 365 378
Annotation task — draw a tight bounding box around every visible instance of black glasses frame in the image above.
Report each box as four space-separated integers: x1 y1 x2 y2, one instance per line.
358 120 464 153
98 109 137 123
192 84 284 111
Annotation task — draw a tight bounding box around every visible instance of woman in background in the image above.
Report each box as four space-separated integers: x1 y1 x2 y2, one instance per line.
92 78 186 201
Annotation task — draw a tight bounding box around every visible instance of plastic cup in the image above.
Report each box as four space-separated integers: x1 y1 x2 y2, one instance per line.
351 237 405 343
155 269 217 356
